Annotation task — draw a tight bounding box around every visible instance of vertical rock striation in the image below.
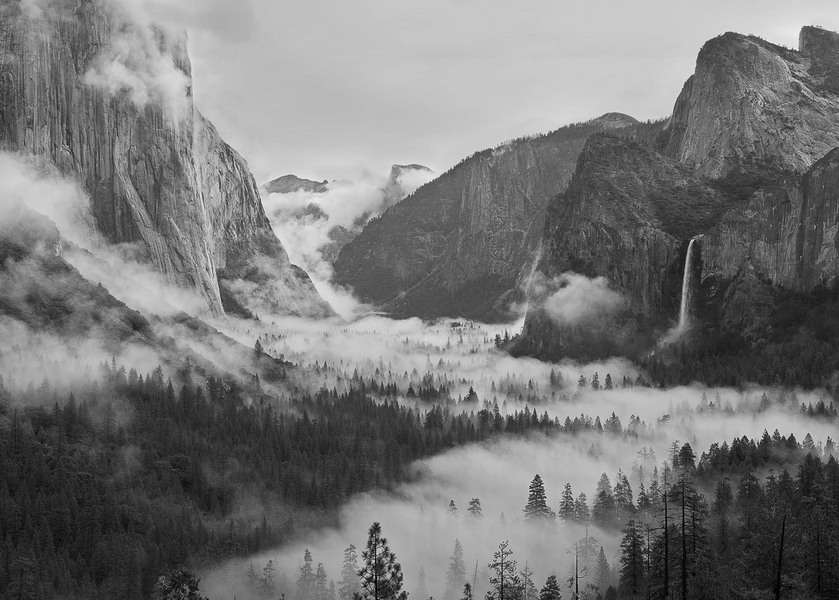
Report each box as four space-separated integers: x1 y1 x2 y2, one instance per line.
0 0 330 317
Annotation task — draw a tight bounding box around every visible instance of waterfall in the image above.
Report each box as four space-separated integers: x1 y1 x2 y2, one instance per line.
677 236 699 332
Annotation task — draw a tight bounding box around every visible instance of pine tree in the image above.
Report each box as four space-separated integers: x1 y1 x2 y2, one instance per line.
339 545 360 600
574 493 590 522
314 564 330 600
538 576 561 600
449 499 458 514
152 568 208 600
298 551 315 600
524 475 555 520
460 583 473 600
618 521 645 599
594 547 610 595
357 523 408 600
592 474 616 528
614 471 635 524
558 483 575 521
467 498 483 518
519 564 537 600
445 539 467 600
487 541 520 600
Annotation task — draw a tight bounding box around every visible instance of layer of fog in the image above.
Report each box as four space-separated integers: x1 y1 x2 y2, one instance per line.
0 153 224 388
201 362 836 600
262 167 433 319
201 307 836 599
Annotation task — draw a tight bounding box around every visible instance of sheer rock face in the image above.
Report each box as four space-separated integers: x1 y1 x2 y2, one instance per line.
701 148 839 291
516 135 732 358
333 114 648 321
0 0 330 317
661 28 839 179
517 26 839 360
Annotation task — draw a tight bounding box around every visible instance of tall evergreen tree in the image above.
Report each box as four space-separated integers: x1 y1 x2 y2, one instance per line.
524 475 555 520
558 483 575 521
574 493 590 522
445 540 466 600
594 547 610 595
538 576 561 600
592 474 616 528
487 541 520 600
339 545 360 600
316 563 329 600
618 521 645 599
357 523 407 600
519 564 537 600
298 550 315 600
467 498 483 518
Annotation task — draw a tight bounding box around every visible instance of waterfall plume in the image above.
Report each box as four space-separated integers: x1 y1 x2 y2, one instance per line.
677 236 701 333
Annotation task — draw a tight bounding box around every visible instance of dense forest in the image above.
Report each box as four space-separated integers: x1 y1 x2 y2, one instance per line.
642 282 839 390
0 359 660 600
239 434 839 600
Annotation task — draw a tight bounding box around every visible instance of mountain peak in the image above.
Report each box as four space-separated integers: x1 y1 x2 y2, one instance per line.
589 113 638 129
663 26 839 178
264 174 329 194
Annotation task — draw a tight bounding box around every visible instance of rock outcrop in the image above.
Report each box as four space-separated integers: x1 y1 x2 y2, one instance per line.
381 163 433 208
0 0 330 317
334 114 656 320
515 134 733 358
263 174 329 195
661 27 839 180
701 147 839 291
517 26 839 361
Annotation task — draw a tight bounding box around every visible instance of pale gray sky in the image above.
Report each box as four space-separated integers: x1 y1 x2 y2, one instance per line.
179 0 838 183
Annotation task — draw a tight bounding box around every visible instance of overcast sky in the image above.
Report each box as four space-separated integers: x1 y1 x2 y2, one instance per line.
178 0 838 183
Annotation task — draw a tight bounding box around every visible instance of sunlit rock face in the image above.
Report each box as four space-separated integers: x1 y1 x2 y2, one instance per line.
334 114 656 321
661 27 839 180
0 0 331 317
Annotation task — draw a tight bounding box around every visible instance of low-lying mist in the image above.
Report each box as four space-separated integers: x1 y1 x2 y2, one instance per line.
1 151 836 600
261 166 434 319
201 312 837 600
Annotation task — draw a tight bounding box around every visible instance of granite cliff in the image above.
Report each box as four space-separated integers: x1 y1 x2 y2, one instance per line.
661 27 839 180
0 0 330 317
334 113 656 320
517 26 839 363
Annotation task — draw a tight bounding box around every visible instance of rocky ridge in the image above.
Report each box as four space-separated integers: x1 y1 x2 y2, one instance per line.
334 113 659 320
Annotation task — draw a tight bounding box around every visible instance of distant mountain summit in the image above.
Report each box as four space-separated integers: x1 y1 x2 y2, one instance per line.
264 175 329 195
589 112 639 129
